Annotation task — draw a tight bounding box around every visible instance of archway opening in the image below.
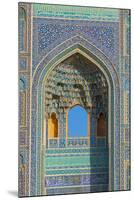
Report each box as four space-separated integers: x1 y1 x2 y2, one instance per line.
48 113 58 138
43 52 109 194
97 112 106 137
68 105 88 137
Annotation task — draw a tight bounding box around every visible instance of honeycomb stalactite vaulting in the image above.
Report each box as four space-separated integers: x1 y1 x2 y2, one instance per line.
45 53 108 115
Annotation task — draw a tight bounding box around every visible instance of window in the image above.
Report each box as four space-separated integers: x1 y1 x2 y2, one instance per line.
48 113 58 138
97 113 106 137
68 105 88 137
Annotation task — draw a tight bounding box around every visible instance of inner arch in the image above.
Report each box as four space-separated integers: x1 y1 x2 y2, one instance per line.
43 52 109 193
68 105 88 137
31 38 120 194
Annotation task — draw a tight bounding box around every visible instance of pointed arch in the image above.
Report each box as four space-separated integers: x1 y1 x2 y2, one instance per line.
19 7 27 51
48 112 58 138
97 112 106 137
31 36 120 194
68 105 88 137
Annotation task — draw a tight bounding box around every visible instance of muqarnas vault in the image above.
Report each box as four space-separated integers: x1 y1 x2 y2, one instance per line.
18 2 131 197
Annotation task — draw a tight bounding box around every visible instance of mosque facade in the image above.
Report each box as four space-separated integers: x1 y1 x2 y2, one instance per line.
18 3 131 197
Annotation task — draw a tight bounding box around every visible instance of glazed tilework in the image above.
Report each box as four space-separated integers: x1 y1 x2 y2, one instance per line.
18 2 131 197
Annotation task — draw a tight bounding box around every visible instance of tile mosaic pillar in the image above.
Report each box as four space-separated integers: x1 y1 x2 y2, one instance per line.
18 2 32 197
90 109 97 147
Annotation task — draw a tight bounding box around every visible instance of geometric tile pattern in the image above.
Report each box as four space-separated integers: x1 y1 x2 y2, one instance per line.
18 2 131 197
